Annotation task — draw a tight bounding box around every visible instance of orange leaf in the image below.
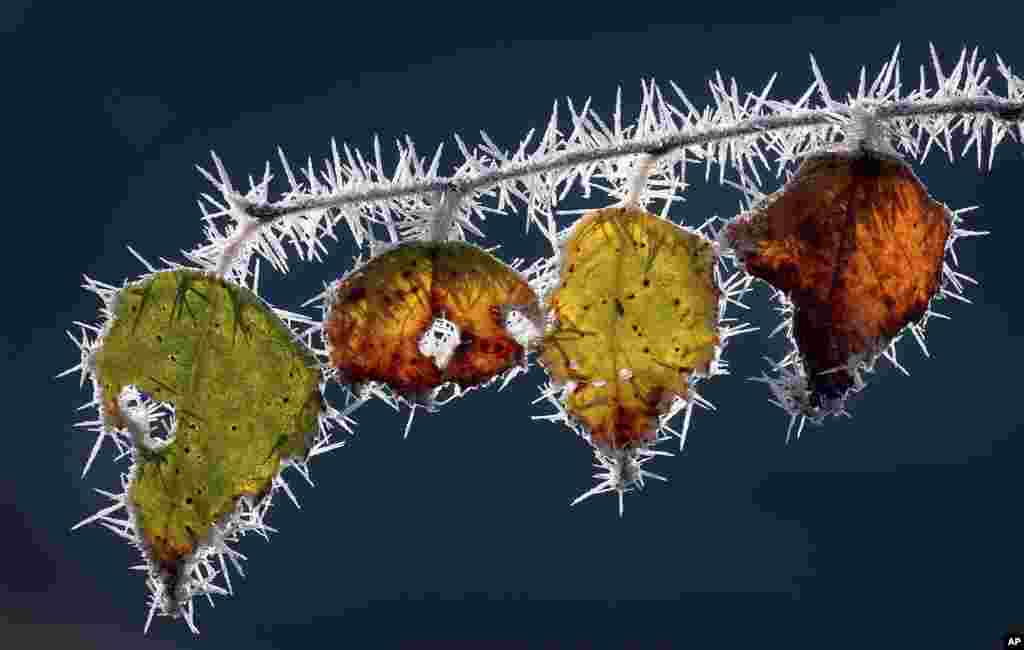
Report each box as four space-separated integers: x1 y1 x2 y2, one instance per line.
325 242 539 399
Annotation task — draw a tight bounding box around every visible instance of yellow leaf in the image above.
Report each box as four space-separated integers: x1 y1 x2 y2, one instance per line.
541 206 720 450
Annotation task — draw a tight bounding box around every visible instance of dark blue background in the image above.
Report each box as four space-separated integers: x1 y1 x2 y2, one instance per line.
5 2 1023 647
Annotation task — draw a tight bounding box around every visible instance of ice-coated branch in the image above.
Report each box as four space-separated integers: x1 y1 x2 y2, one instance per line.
228 99 1019 225
229 98 1022 226
191 44 1022 280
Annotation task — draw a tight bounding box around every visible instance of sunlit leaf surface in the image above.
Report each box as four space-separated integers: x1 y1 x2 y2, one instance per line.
324 241 539 398
541 206 720 450
725 150 951 407
94 270 321 578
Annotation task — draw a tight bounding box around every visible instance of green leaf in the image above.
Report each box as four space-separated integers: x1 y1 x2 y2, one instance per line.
94 270 321 575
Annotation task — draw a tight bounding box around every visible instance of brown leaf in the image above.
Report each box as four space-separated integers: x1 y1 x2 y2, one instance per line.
725 150 951 408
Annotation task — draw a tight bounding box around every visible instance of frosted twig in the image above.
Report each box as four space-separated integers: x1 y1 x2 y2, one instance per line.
226 97 1021 226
